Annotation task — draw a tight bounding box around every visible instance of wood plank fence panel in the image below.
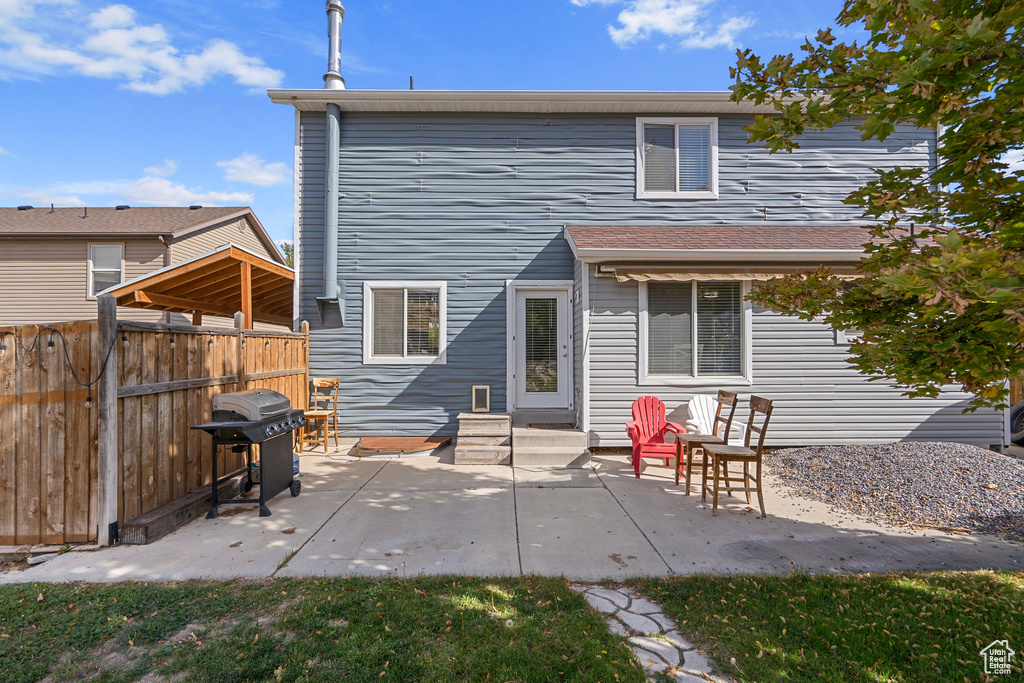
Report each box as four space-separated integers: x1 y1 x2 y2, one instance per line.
1011 380 1023 407
0 326 16 545
0 318 308 546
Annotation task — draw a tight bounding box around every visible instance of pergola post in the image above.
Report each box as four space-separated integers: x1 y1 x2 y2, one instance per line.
240 261 253 330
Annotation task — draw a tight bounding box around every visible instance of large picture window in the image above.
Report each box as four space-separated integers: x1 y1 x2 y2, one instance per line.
362 281 447 365
642 280 747 380
636 117 718 200
88 244 124 299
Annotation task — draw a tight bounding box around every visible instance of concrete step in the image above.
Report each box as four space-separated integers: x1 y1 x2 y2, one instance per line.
454 446 511 465
457 435 511 448
512 445 591 468
512 426 588 449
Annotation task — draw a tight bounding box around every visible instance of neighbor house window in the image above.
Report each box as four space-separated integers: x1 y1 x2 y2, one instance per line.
88 244 124 299
636 117 718 199
362 281 447 365
641 280 748 381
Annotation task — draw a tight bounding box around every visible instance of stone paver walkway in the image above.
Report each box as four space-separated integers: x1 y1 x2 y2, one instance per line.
571 584 732 682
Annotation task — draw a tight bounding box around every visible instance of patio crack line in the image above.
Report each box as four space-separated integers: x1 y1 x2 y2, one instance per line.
270 459 390 578
595 468 674 576
511 466 524 576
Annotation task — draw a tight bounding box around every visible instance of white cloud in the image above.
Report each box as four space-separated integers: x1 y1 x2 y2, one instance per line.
143 159 177 177
573 0 754 49
0 0 284 94
1004 149 1024 173
216 153 291 187
0 145 9 155
5 169 252 207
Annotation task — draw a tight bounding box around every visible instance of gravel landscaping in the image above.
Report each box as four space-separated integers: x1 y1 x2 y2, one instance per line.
765 442 1024 542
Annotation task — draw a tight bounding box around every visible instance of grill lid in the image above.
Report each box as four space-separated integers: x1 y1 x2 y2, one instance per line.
212 389 292 420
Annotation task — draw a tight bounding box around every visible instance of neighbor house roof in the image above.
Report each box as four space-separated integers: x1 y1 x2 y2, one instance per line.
267 89 792 115
564 225 871 263
0 206 284 263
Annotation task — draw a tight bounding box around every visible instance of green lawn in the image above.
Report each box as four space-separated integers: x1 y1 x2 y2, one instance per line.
0 576 644 683
636 571 1024 682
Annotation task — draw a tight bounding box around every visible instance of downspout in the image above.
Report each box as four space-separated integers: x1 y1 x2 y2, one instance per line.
317 0 346 324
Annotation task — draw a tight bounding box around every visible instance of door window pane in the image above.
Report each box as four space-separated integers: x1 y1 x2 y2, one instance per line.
648 282 693 375
372 289 404 356
524 297 558 393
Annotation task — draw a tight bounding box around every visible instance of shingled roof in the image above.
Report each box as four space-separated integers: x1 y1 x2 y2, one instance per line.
0 205 284 263
565 225 872 253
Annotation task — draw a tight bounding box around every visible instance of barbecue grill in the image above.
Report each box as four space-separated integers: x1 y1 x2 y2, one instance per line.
192 389 305 518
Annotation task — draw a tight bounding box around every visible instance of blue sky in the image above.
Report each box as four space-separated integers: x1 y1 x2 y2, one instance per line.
0 0 854 244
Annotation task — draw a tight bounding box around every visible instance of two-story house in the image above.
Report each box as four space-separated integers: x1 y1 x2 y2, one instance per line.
0 205 284 325
268 3 1005 454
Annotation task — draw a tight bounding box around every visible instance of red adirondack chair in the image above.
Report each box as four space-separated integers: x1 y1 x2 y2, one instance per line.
626 396 686 479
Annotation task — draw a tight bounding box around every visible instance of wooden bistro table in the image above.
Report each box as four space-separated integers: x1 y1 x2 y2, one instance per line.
673 432 725 492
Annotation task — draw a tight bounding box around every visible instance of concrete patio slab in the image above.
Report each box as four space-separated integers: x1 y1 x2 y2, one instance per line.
0 492 343 584
297 454 385 493
514 466 603 488
516 487 669 580
362 457 513 492
596 455 1024 575
278 487 518 578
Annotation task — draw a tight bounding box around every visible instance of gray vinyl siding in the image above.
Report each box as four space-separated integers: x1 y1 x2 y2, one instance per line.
170 217 274 263
587 274 1003 447
0 239 166 325
296 110 959 438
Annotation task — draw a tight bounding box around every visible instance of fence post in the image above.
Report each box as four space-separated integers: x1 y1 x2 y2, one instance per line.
96 295 118 546
235 312 246 391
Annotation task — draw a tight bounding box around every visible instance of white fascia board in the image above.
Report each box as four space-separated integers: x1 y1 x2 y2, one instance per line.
266 89 793 115
564 227 580 258
574 248 865 263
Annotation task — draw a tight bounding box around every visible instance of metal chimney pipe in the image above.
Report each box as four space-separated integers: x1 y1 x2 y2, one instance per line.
323 1 346 90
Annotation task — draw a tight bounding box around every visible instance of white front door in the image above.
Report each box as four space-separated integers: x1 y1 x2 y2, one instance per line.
513 287 571 410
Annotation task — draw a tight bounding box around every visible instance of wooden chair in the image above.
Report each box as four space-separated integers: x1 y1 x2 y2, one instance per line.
301 377 340 453
673 391 739 492
702 396 774 516
626 396 685 479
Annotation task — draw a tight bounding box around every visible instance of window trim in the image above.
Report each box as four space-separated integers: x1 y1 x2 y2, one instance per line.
637 279 752 386
362 281 447 365
87 243 125 300
635 117 719 200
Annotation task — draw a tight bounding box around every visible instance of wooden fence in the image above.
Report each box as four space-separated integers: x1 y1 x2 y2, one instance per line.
0 307 308 546
1012 380 1023 407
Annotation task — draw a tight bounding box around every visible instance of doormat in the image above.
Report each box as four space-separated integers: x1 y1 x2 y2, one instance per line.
527 423 575 430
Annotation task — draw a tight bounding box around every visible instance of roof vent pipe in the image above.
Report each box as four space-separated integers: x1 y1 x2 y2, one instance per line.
323 1 345 90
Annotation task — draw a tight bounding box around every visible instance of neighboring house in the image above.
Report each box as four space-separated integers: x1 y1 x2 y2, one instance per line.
0 206 284 325
267 12 1006 448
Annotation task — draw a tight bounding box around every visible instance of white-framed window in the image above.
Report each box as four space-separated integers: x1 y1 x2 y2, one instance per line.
362 281 447 365
87 243 125 299
638 279 752 385
636 117 719 199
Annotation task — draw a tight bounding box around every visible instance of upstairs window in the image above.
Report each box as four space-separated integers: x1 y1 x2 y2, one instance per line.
362 281 447 365
88 244 124 299
636 117 718 199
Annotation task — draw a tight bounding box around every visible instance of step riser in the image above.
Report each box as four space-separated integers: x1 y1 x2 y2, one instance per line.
454 446 511 466
456 436 511 448
512 431 589 449
513 448 591 468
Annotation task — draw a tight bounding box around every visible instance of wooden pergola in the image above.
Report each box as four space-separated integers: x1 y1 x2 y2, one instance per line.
106 245 294 328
